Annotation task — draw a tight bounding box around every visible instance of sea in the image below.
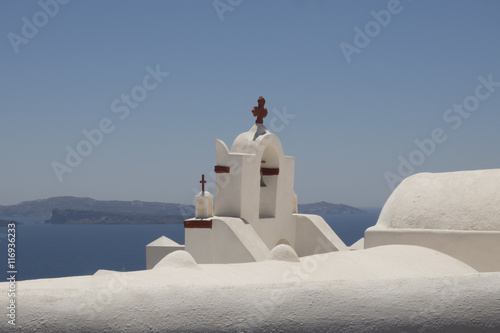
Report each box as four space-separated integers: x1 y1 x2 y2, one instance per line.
1 208 381 281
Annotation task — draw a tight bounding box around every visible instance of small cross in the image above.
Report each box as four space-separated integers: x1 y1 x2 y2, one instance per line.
200 174 206 193
252 96 268 124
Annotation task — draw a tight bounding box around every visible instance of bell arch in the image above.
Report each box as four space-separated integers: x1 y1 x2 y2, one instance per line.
259 145 279 218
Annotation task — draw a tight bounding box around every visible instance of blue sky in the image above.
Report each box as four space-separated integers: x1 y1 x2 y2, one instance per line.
1 0 499 208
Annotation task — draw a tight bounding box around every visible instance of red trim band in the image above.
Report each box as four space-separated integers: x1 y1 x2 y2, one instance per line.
261 167 279 176
214 165 230 173
184 219 213 229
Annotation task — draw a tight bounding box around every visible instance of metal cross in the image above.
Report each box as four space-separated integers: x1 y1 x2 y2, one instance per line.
200 174 206 193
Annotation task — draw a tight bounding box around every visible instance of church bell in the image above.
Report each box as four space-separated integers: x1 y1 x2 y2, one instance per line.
260 172 267 187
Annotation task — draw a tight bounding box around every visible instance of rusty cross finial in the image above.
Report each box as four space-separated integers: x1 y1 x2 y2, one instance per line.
252 96 268 124
200 174 206 193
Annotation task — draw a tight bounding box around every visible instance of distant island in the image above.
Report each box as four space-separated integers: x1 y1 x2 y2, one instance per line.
0 196 366 225
298 201 366 215
0 196 195 218
45 209 184 225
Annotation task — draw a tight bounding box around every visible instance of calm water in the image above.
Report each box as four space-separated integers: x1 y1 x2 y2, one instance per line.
1 208 380 281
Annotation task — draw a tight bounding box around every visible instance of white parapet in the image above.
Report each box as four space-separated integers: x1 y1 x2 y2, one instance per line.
349 237 364 251
184 217 269 264
294 213 347 256
184 214 347 264
7 245 500 332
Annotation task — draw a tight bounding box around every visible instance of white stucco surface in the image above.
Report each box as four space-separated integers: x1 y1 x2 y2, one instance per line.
365 169 500 272
349 237 364 250
376 169 500 231
195 190 213 218
267 244 300 262
145 236 185 269
295 214 347 256
153 249 198 269
230 124 283 155
185 217 270 264
4 245 497 333
211 217 270 262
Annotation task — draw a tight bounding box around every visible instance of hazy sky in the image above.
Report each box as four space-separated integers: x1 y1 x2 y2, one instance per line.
1 0 499 208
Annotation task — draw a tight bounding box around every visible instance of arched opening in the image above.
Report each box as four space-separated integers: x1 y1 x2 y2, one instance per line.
259 145 279 218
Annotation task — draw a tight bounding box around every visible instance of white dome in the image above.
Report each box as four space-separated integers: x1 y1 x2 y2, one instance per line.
230 124 284 158
377 169 500 231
